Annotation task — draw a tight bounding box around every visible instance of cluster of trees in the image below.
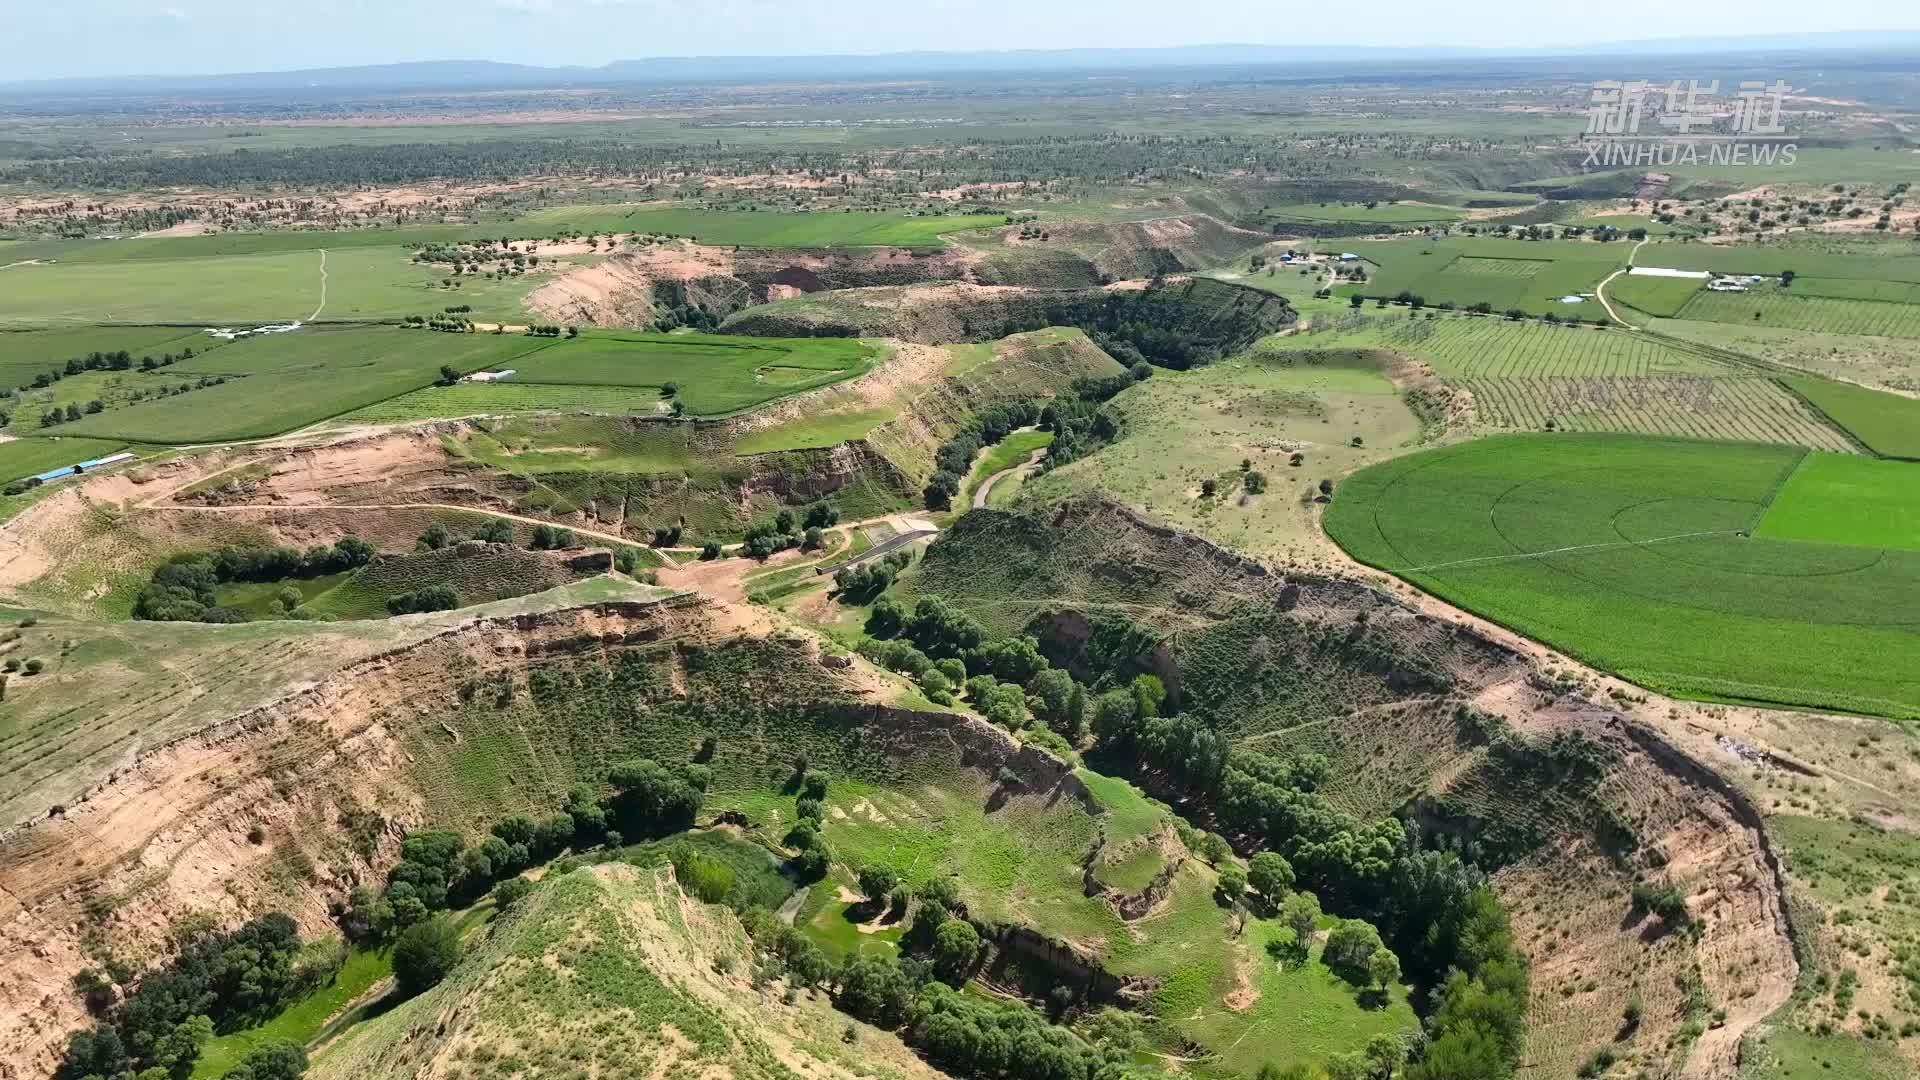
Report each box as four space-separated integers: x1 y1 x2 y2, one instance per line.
857 596 1088 745
1104 712 1530 1078
417 520 514 550
525 325 577 338
528 524 578 549
922 370 1144 511
411 315 474 333
57 915 336 1080
385 586 459 615
132 539 376 623
340 756 708 944
12 346 195 394
739 503 835 559
833 549 913 604
923 399 1045 510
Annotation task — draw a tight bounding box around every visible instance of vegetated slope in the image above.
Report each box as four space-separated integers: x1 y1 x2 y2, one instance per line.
860 328 1127 483
898 496 1798 1079
527 238 978 328
312 862 944 1080
1016 346 1426 562
160 419 913 543
964 214 1275 288
155 330 1126 540
721 276 1294 357
1327 434 1920 718
0 595 983 1078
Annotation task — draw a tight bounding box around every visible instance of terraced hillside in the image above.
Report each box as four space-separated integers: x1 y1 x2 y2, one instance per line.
895 497 1798 1079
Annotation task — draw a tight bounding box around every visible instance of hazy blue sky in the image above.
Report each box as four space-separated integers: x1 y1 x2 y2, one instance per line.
12 0 1920 81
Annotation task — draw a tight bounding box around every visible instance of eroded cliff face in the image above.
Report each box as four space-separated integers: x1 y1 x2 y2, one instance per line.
0 600 709 1080
0 593 1105 1080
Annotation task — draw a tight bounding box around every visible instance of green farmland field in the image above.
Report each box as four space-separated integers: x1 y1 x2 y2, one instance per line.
507 333 877 415
0 437 130 483
1675 288 1920 339
1631 243 1920 284
1324 434 1920 718
1263 202 1463 226
0 326 217 386
1756 453 1920 553
1779 376 1920 459
1356 237 1625 315
0 245 540 325
497 206 1003 249
1607 273 1703 318
57 327 552 442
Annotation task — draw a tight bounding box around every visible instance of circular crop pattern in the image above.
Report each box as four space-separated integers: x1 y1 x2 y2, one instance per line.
1326 433 1920 718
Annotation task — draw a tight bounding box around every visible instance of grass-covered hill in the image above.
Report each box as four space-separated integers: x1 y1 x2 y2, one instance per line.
894 497 1801 1076
310 862 944 1080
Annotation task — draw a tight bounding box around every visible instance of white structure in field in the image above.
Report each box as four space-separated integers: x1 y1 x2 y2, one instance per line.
465 370 515 383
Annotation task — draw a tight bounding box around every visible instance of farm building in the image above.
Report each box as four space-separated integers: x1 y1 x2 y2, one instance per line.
465 369 516 383
30 451 138 485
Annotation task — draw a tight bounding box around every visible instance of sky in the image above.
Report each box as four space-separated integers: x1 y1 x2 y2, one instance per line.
10 0 1920 81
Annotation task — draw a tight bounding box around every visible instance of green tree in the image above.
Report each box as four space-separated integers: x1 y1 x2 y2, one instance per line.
1367 946 1402 993
1279 891 1322 961
1323 919 1385 983
1131 674 1166 719
222 1038 307 1080
857 865 899 906
1247 852 1295 907
392 916 461 997
931 919 983 983
491 877 535 911
1216 864 1247 905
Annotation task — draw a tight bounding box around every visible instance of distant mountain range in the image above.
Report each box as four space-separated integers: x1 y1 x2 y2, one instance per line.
7 34 1920 94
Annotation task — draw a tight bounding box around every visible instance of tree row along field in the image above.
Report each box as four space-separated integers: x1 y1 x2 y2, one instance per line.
1324 434 1920 719
1459 375 1857 450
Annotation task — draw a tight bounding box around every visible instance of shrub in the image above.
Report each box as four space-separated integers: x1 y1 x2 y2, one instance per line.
223 1040 307 1080
491 877 535 911
392 916 462 997
23 658 43 675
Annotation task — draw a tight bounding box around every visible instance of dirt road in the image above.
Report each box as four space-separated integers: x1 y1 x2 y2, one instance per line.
973 447 1046 508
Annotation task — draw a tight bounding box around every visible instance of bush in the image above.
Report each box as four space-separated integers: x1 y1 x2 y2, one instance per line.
1630 881 1689 924
23 658 43 675
392 916 462 997
222 1039 307 1080
491 877 535 911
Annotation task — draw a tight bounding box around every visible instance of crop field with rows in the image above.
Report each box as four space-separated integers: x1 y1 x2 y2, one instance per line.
1271 314 1720 376
1460 375 1855 449
1675 290 1920 339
